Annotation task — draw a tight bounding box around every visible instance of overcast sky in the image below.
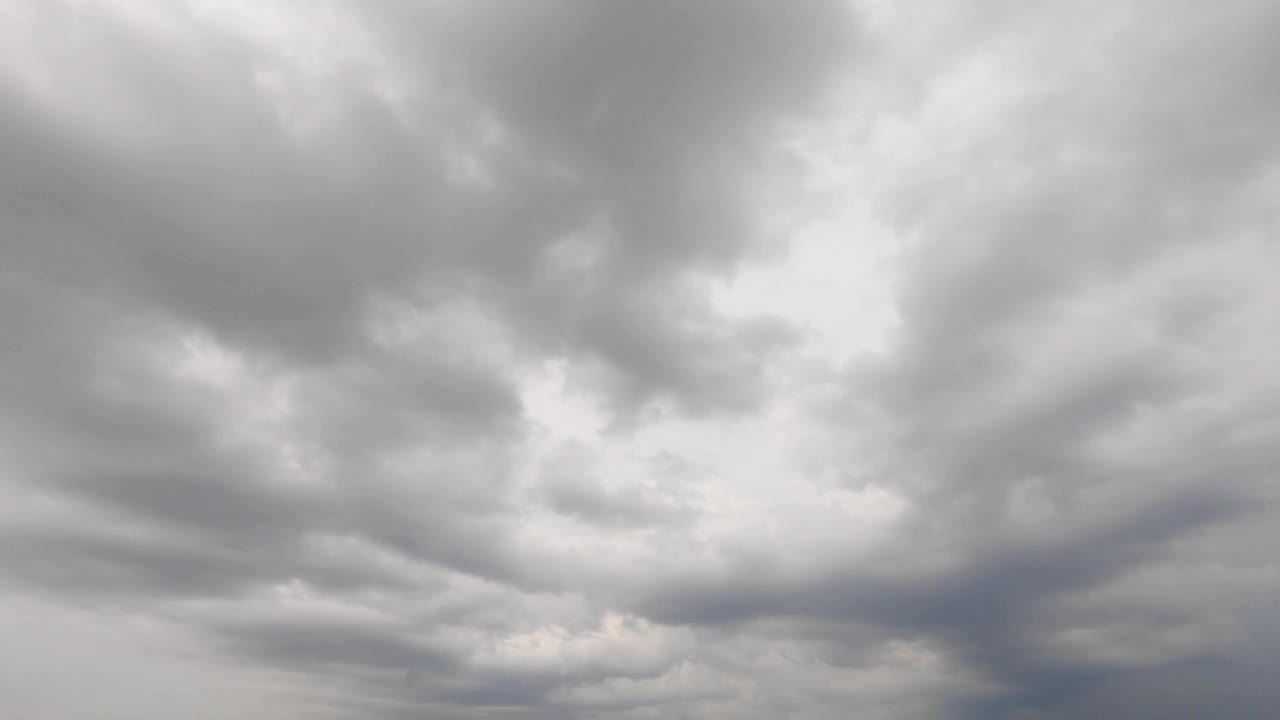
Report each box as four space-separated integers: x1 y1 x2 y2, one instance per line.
3 1 1279 718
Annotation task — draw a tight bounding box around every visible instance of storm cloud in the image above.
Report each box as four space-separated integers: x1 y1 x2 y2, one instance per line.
2 1 1278 718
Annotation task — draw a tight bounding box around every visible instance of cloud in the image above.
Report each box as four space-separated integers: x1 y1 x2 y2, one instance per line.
2 1 1279 719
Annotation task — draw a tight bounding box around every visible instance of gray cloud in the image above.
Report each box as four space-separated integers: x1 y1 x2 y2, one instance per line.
2 1 1279 719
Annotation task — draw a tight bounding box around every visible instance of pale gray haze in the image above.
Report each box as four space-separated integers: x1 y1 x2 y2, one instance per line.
2 1 1279 718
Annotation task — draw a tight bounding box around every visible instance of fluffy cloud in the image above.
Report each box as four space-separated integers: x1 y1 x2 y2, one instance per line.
2 1 1278 719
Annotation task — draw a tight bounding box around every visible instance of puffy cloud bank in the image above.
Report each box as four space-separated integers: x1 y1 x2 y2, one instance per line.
2 1 1279 718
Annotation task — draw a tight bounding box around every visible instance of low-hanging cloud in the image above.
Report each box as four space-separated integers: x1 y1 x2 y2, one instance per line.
2 1 1278 719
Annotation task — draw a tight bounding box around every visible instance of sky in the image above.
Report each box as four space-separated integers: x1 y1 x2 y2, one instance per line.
2 1 1279 718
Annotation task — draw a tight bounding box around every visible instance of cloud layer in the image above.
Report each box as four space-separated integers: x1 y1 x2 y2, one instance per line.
2 1 1279 718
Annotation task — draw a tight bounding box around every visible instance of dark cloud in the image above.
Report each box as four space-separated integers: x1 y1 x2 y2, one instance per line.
215 619 461 674
2 1 1278 718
